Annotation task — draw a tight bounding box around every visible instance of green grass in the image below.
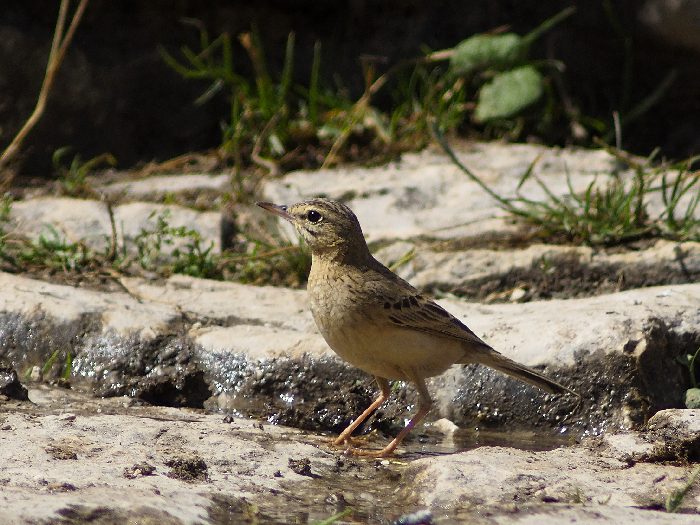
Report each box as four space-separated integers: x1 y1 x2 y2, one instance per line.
0 196 311 289
160 23 358 174
19 225 91 272
52 147 116 197
133 210 218 278
39 349 73 381
665 466 700 513
219 235 311 288
434 125 700 246
130 209 310 285
160 10 588 173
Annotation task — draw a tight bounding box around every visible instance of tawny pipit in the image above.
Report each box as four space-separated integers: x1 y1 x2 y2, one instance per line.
257 198 576 456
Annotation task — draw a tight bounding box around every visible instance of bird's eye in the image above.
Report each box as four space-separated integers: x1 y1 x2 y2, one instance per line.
306 210 322 223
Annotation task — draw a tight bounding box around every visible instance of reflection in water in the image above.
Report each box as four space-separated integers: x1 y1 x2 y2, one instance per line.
398 426 576 457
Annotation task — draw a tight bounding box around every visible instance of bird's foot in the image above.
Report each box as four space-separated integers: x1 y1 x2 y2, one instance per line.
327 430 380 448
340 445 396 458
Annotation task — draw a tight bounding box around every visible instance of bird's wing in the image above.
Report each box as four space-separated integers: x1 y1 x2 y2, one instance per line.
374 287 493 351
360 259 493 350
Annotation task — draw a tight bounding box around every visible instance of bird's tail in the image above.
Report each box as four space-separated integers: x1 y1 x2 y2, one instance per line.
474 349 577 397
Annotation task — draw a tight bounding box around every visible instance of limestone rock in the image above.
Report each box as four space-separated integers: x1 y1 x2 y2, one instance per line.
374 239 700 302
2 394 698 524
262 143 619 242
9 197 221 253
98 173 230 200
1 269 698 433
406 444 699 516
646 409 700 461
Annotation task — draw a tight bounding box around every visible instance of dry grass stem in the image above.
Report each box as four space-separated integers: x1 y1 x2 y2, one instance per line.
0 0 89 187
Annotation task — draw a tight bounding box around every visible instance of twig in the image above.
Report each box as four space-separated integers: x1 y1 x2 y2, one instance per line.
592 137 645 170
0 0 89 186
103 196 118 262
613 110 622 150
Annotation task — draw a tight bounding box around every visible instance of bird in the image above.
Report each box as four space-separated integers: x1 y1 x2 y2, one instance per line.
257 198 577 457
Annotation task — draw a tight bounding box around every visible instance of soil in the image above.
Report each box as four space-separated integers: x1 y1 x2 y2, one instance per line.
164 455 209 482
448 253 698 303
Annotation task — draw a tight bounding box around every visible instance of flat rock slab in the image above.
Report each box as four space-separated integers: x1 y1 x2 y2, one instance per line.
97 173 230 200
262 143 696 244
0 398 340 524
407 441 699 523
0 271 178 340
125 275 700 432
9 197 221 253
1 394 698 524
1 270 698 435
262 143 620 242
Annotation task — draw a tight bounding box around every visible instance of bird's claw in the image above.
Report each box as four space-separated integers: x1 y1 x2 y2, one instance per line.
341 445 395 458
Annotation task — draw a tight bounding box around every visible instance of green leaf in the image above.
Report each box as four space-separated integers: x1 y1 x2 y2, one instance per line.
474 66 544 122
449 33 524 76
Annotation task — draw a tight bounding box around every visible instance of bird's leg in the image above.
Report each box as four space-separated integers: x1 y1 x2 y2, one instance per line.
349 376 433 458
332 377 390 447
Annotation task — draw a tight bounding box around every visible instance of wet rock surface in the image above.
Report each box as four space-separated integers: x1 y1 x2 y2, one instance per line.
0 366 28 401
406 437 700 522
0 268 698 436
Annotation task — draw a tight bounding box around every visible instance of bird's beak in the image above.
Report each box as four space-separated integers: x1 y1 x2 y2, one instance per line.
256 201 294 222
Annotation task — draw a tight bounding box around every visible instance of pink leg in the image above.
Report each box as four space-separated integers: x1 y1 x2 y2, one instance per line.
351 376 433 457
333 377 390 446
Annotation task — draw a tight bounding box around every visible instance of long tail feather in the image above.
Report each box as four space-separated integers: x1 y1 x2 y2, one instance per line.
477 351 578 397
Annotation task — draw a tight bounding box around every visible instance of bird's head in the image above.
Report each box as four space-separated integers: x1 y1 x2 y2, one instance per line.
257 198 368 260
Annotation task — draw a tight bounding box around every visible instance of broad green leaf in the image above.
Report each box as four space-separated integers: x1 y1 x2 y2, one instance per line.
449 33 524 75
474 66 543 122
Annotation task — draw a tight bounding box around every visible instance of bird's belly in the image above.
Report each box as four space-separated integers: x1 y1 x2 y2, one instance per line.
321 322 465 381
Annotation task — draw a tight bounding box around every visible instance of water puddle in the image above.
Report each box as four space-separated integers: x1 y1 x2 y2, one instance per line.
234 426 575 524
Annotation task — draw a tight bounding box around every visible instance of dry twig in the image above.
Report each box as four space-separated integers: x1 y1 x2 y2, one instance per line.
0 0 90 187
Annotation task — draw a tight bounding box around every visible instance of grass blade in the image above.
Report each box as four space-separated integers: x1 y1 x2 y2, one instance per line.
516 153 541 192
279 32 295 103
431 123 515 210
309 40 322 126
41 350 60 377
666 466 700 513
